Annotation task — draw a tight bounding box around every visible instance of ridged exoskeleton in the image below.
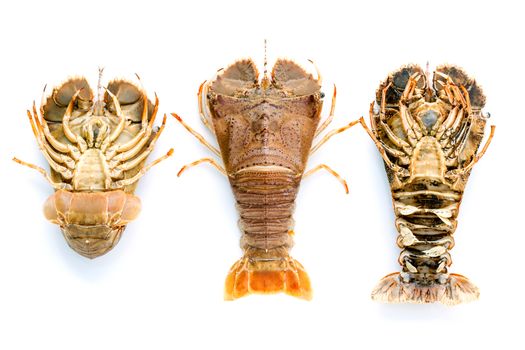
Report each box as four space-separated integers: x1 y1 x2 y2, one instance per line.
14 72 172 258
365 64 495 305
173 54 361 300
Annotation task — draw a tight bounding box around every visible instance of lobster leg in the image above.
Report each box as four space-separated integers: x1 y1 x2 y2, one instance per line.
435 106 459 140
28 109 75 169
177 157 226 177
399 104 420 147
110 149 173 189
32 102 81 161
62 90 88 152
369 103 413 157
360 118 410 177
310 117 363 155
105 88 126 143
399 74 424 142
379 82 391 119
303 163 348 193
105 95 159 158
456 125 496 174
25 109 74 179
109 114 165 168
440 108 465 146
171 113 221 157
109 114 167 174
12 157 72 190
445 122 472 167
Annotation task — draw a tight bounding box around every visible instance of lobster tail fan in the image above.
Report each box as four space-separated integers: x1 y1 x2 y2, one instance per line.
371 272 479 305
224 248 312 301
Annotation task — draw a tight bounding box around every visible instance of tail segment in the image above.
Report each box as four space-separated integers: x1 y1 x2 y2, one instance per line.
224 247 311 300
371 272 479 305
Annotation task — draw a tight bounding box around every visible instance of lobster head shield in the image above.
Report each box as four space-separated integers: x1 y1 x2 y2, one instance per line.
204 59 323 175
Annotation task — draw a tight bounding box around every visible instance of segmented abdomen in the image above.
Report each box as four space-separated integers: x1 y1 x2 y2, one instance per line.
43 190 141 258
393 185 461 283
230 171 300 252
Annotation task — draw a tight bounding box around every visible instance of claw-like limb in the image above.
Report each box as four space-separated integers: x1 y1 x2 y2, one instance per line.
303 163 348 194
171 113 221 157
12 157 73 190
177 157 226 177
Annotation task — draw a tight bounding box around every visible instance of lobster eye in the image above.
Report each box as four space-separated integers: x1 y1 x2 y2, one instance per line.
320 92 325 98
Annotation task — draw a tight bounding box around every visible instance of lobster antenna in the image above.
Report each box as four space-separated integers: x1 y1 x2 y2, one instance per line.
264 39 268 78
93 67 105 114
261 39 270 90
97 67 105 102
425 61 433 88
425 60 435 98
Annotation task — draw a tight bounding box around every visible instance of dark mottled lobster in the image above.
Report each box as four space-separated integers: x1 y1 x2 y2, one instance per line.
364 64 495 305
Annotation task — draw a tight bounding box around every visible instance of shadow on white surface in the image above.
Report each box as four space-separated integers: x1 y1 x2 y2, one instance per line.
376 302 462 321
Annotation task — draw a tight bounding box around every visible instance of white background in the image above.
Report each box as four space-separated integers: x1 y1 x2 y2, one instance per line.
1 1 522 349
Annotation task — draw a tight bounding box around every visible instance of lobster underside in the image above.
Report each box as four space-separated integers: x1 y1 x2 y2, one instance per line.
368 64 493 305
15 74 172 258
